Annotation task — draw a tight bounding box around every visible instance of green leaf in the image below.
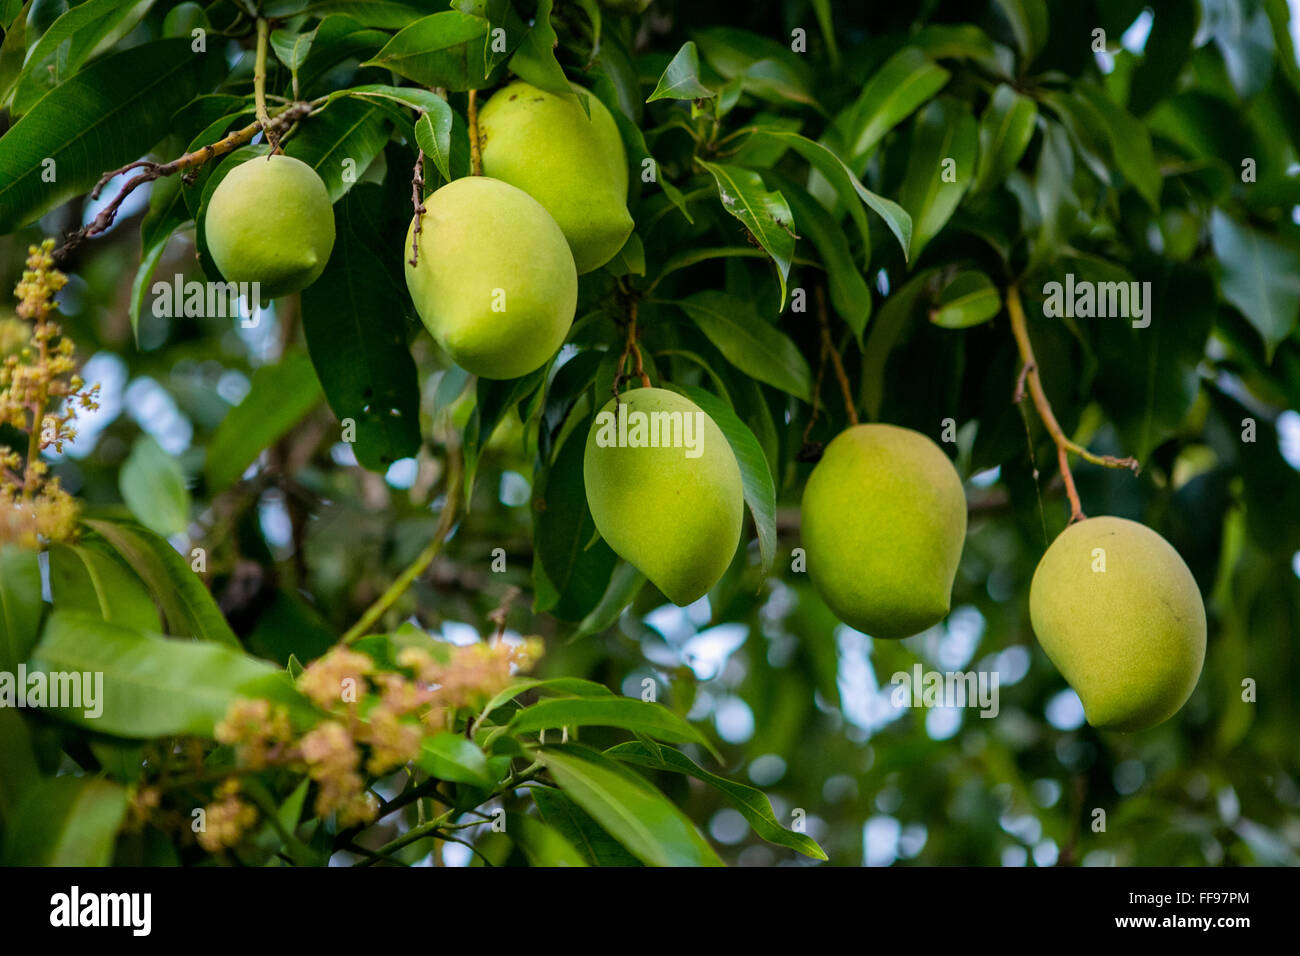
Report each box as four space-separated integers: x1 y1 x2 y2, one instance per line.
302 187 421 473
533 417 617 621
510 696 717 755
0 707 40 824
463 369 547 503
417 731 493 787
671 383 777 576
283 97 392 202
840 47 949 162
605 231 646 277
898 97 978 259
676 290 811 401
608 741 827 860
693 27 816 108
861 269 937 419
81 518 240 647
1075 83 1162 209
570 562 645 640
414 99 455 181
1210 210 1300 359
532 786 641 866
993 0 1049 63
335 83 449 115
26 610 304 737
265 0 431 29
0 544 43 672
930 271 1001 329
363 11 496 91
508 0 574 102
1 776 126 866
752 130 912 261
10 0 156 115
205 351 324 493
0 38 208 234
512 813 589 866
698 161 794 309
647 41 714 102
119 434 191 537
974 84 1038 195
47 541 161 632
271 25 319 72
536 747 724 866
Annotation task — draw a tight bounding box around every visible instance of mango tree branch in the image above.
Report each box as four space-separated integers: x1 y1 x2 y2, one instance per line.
467 88 483 175
254 18 279 154
341 446 464 645
1005 283 1138 524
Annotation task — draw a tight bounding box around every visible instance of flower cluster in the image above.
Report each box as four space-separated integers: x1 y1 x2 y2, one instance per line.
0 240 99 547
202 634 543 850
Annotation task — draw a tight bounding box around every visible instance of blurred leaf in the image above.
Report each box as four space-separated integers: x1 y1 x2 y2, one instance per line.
1 776 126 866
205 351 324 493
1075 83 1161 209
532 786 641 866
974 83 1037 195
47 541 161 632
1211 210 1300 359
930 271 1001 328
0 544 43 673
512 813 589 866
898 97 977 259
993 0 1049 63
0 707 40 824
417 732 493 787
119 435 191 537
511 696 717 755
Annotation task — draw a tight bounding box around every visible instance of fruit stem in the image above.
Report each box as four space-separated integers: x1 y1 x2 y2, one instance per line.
254 18 278 154
1005 284 1139 525
341 446 464 644
816 284 858 426
467 89 483 176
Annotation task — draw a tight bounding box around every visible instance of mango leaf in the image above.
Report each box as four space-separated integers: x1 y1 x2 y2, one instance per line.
698 161 795 309
81 518 240 647
993 0 1049 63
898 97 978 259
532 786 641 866
535 747 725 866
974 83 1038 195
271 25 319 72
334 83 448 115
751 130 912 262
414 98 455 181
0 38 208 234
302 187 421 473
0 544 43 672
671 383 777 576
283 97 392 201
10 0 156 115
417 732 493 787
533 417 617 621
1 777 127 866
512 813 589 866
0 707 40 824
0 0 31 107
265 0 430 29
47 541 161 633
930 271 1001 328
509 696 717 755
570 562 646 640
205 351 324 493
26 611 307 737
463 369 548 503
509 0 574 101
839 47 949 163
677 290 811 401
609 741 827 860
1211 210 1300 359
1075 83 1161 210
647 41 714 102
363 11 497 90
119 434 191 537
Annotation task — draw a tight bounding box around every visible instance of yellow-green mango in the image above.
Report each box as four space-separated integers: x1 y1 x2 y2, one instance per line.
204 154 335 299
801 424 967 638
1029 516 1206 731
584 388 743 605
478 81 633 274
404 176 577 380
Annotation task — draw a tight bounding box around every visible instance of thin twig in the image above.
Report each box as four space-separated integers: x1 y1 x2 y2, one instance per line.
254 18 280 155
815 284 857 426
1005 284 1139 524
467 88 483 176
409 146 427 267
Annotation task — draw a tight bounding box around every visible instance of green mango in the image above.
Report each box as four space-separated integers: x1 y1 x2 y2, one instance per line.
1030 516 1206 731
801 424 966 638
584 388 743 605
204 154 335 299
478 81 633 274
404 176 577 380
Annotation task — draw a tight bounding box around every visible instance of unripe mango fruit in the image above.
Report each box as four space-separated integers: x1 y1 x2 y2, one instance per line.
204 154 335 299
1029 516 1206 731
801 424 966 639
583 388 743 606
404 176 577 380
478 81 633 274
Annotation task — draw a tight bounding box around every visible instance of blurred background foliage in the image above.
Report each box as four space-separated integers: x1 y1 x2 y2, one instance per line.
2 0 1299 866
